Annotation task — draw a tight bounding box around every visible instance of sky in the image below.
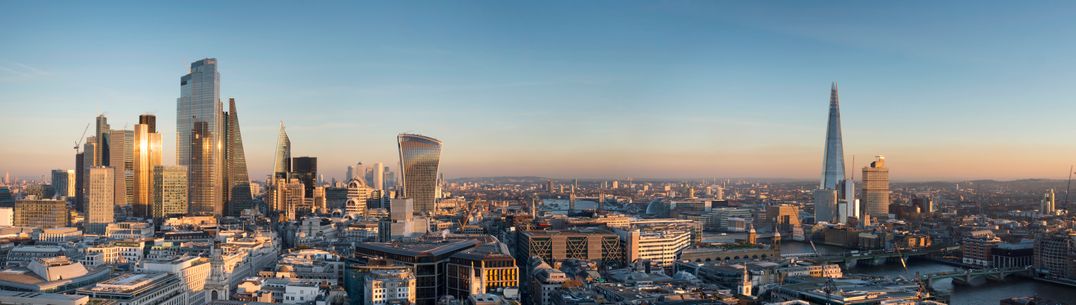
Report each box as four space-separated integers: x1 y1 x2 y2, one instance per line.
3 1 1076 182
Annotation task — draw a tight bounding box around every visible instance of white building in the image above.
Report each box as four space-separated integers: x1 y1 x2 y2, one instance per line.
364 268 415 305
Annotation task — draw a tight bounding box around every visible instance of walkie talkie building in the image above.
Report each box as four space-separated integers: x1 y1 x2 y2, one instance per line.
397 134 442 213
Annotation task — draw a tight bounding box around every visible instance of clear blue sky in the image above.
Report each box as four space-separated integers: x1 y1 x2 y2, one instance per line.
3 1 1076 181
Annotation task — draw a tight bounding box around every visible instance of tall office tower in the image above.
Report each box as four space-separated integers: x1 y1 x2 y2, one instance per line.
50 169 71 198
222 98 253 216
273 122 291 180
75 153 84 209
177 58 224 216
153 166 188 218
820 82 846 190
372 162 385 191
397 134 442 213
861 155 890 219
346 165 356 182
813 189 837 223
87 167 115 233
80 137 97 211
189 122 221 215
384 168 396 190
292 157 317 198
95 115 110 166
1041 189 1056 214
132 114 163 218
109 129 134 207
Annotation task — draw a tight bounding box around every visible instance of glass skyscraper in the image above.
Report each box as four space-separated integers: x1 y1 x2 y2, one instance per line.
397 134 442 213
177 58 223 216
223 98 253 216
273 122 291 180
821 82 846 190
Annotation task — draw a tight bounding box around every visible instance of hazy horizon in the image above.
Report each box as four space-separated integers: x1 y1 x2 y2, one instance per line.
4 1 1076 182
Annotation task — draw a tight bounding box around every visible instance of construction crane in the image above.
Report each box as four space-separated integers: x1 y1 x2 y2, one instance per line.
73 123 90 153
895 246 931 301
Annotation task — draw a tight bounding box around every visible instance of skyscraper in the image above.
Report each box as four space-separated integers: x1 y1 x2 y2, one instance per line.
87 167 114 233
75 153 84 209
177 58 224 216
820 82 846 190
95 115 110 166
189 121 220 215
397 134 442 213
50 169 74 198
222 98 252 216
292 157 318 198
153 166 188 218
1041 189 1056 214
273 122 291 180
80 137 97 211
862 155 890 219
372 162 385 191
133 114 163 217
109 129 133 207
813 189 837 223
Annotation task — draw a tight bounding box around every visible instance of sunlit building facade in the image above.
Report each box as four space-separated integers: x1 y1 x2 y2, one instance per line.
273 122 291 180
397 134 442 213
133 114 163 218
14 199 68 228
177 58 223 216
87 167 114 231
862 155 890 219
153 166 188 218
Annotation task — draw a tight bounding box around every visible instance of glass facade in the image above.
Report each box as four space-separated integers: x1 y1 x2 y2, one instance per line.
133 115 162 218
397 134 442 213
177 58 223 216
273 122 291 179
223 98 253 216
821 82 846 190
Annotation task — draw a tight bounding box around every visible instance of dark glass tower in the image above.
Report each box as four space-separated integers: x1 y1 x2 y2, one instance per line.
292 157 317 198
821 82 846 190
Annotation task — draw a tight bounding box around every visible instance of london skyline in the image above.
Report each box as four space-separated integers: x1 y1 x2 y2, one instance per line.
5 2 1076 181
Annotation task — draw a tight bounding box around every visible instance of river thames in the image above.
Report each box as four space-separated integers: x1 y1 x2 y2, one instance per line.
771 239 1076 305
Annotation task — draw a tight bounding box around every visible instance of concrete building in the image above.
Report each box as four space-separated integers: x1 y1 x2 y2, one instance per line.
77 272 187 305
141 255 211 305
363 268 416 305
861 155 890 219
615 226 692 267
0 256 110 293
86 167 114 234
0 290 88 305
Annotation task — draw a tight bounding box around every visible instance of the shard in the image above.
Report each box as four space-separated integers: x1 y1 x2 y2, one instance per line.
223 98 253 216
273 122 291 180
821 82 846 190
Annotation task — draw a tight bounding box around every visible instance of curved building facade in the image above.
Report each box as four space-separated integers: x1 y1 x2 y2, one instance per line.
397 134 442 213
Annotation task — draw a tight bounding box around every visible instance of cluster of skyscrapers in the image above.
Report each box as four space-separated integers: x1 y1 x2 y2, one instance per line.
814 83 890 225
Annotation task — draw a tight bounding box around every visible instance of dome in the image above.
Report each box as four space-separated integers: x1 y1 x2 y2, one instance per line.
645 200 670 217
